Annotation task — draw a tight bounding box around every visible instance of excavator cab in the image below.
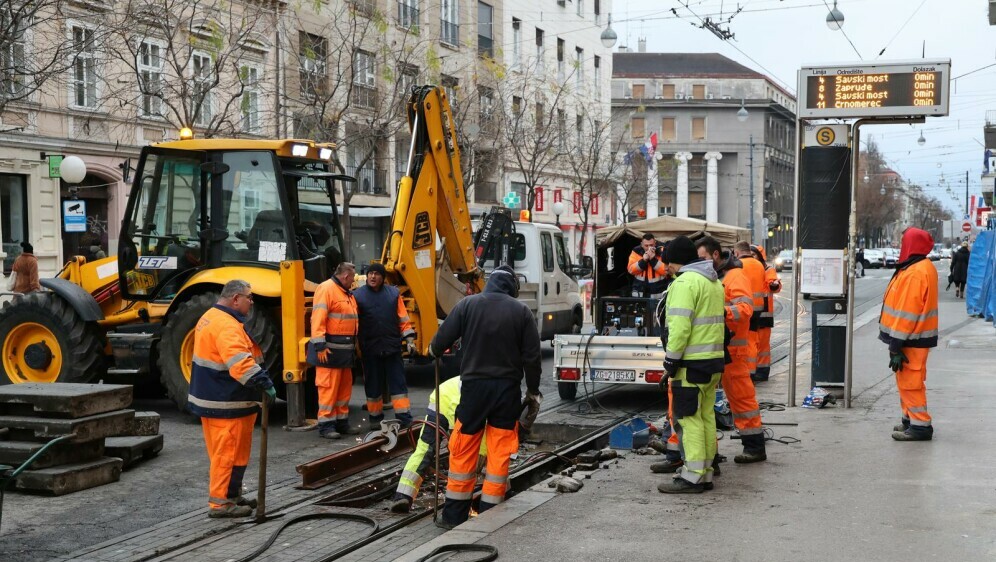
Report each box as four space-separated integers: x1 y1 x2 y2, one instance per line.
118 140 346 300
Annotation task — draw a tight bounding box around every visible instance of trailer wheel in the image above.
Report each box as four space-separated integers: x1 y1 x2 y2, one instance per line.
0 293 105 385
158 293 280 412
571 307 583 335
557 381 577 401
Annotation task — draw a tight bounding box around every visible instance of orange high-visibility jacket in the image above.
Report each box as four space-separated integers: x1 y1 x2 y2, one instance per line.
188 305 270 418
739 256 767 331
719 265 754 356
879 259 938 350
627 246 667 285
311 277 359 348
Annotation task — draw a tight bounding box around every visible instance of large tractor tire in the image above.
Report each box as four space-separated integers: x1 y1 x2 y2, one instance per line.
157 293 280 412
0 293 105 385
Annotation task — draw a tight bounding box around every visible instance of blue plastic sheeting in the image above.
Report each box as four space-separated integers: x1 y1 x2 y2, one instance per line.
965 231 995 322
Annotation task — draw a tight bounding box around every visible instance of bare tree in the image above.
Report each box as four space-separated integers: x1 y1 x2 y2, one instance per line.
0 0 97 118
285 2 430 252
103 0 278 138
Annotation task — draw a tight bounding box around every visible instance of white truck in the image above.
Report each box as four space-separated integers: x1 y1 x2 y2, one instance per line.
552 217 748 400
474 215 586 340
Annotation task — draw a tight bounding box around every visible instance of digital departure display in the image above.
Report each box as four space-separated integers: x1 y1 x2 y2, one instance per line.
798 60 950 119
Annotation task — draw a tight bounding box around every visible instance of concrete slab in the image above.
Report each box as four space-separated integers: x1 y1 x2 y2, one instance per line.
0 383 132 418
15 457 123 495
0 438 104 468
0 409 135 443
105 435 164 469
122 411 161 436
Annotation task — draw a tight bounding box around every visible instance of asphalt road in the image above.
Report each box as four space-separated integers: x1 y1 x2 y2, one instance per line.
0 259 951 561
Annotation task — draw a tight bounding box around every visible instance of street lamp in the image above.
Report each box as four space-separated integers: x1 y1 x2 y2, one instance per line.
552 201 566 227
917 130 926 146
826 0 844 30
60 156 87 197
736 99 749 123
600 15 618 49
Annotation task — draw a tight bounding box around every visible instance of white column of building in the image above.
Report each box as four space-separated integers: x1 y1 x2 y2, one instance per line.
704 151 722 222
674 152 693 218
646 156 659 219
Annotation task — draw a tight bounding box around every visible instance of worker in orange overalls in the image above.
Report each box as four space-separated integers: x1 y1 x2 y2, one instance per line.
751 245 781 382
880 227 938 441
733 241 767 381
309 262 360 439
429 265 542 529
628 233 669 298
189 280 276 518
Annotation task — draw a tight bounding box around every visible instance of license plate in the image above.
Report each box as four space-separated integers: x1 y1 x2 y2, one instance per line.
591 369 636 382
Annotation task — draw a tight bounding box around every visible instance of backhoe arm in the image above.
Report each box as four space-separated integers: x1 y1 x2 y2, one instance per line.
381 85 484 353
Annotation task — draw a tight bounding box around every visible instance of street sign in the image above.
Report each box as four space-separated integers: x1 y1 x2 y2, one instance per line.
961 221 973 233
63 199 87 233
798 59 951 119
503 191 521 209
802 124 849 148
48 155 64 179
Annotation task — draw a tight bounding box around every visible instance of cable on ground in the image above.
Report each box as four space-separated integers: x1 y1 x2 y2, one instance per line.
232 512 379 562
414 543 498 562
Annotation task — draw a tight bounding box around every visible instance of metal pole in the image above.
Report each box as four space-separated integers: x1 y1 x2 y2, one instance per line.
788 88 801 407
844 121 865 409
966 170 970 217
749 134 755 240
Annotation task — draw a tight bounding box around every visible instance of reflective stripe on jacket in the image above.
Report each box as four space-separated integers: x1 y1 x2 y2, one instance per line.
188 305 270 418
664 260 726 373
740 256 767 330
759 265 780 327
719 267 753 356
627 245 668 293
879 259 938 349
310 277 359 348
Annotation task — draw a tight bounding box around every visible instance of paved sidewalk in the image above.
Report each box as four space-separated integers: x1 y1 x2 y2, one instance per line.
406 289 996 561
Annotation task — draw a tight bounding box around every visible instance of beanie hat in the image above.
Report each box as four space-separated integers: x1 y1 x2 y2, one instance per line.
665 236 697 265
20 242 33 254
366 262 387 276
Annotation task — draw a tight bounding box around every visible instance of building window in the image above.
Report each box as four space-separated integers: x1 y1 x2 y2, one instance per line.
352 49 376 108
575 47 583 90
556 38 564 82
691 117 706 140
535 28 545 74
477 181 498 203
137 40 163 117
689 154 706 179
479 86 494 129
631 117 645 139
441 0 459 46
661 117 675 142
71 25 97 108
689 191 705 217
512 95 522 119
0 174 28 275
2 15 27 97
594 0 601 24
576 114 583 148
299 32 327 97
398 63 418 97
441 74 458 107
535 102 544 132
477 2 493 58
398 0 419 31
240 65 260 133
662 84 675 98
632 84 645 99
511 19 521 68
593 55 601 100
191 52 212 126
691 84 705 99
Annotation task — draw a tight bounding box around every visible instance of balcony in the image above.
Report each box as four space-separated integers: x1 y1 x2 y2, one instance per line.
345 165 388 196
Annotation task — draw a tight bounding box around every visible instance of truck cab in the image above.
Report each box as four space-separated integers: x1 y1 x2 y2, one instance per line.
474 219 584 339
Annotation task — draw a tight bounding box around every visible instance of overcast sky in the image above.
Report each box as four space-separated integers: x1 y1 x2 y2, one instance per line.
611 0 992 217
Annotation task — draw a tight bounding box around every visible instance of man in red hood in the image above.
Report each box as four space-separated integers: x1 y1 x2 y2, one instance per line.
879 227 938 441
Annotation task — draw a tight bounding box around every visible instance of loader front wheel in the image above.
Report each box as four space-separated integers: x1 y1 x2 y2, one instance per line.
0 293 105 385
158 293 280 412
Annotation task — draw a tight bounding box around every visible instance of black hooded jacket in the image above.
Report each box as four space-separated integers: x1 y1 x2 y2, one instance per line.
429 270 542 394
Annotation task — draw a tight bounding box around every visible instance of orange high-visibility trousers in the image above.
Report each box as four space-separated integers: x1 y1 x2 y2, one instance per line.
896 347 932 427
756 326 772 377
666 382 680 455
445 420 519 510
317 366 352 425
746 331 760 376
722 354 763 435
201 414 257 508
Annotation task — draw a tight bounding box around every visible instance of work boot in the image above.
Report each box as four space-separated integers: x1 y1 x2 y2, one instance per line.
434 519 458 530
892 426 933 441
368 414 384 431
208 504 253 518
735 434 767 464
650 458 683 474
336 423 361 436
657 477 705 494
892 418 910 432
711 457 722 476
390 493 413 514
319 429 342 439
235 496 258 509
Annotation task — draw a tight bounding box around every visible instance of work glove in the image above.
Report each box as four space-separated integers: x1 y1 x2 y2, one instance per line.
263 386 277 405
662 357 680 381
523 391 543 430
769 280 781 291
888 350 908 373
405 336 417 355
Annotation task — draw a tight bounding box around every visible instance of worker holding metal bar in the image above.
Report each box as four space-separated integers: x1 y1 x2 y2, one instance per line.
390 378 487 513
428 264 542 528
189 280 276 518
